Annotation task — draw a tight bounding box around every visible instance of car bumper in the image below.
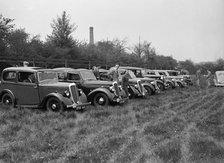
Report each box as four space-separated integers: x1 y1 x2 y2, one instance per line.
66 102 91 110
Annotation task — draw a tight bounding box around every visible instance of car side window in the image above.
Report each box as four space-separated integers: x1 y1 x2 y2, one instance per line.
147 71 155 75
18 72 36 83
68 73 80 80
3 71 17 82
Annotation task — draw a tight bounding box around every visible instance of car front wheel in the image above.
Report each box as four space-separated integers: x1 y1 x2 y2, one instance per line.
93 93 109 106
46 97 64 112
1 93 14 109
157 83 165 91
144 86 152 98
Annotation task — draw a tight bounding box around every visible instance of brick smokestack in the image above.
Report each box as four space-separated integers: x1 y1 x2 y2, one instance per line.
89 26 94 45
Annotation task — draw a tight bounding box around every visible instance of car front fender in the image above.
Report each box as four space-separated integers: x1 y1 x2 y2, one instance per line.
142 83 155 92
87 88 113 102
40 92 73 108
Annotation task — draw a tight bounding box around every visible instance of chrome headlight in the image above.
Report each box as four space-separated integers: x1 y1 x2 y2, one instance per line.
118 85 122 91
109 86 115 92
78 89 83 96
64 90 70 97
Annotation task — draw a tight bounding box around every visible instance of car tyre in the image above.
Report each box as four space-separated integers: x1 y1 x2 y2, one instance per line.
46 97 64 112
157 82 165 91
1 93 14 109
177 81 184 88
166 81 174 89
144 85 152 98
93 93 109 106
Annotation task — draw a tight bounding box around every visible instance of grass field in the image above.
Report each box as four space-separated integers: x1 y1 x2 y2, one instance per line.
0 85 224 163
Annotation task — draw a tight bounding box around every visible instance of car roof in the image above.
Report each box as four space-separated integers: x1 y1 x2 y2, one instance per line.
53 68 90 73
119 66 143 70
98 68 109 72
3 67 50 72
53 67 75 71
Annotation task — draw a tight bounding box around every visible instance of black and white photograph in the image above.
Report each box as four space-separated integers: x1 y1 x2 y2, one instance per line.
0 0 224 162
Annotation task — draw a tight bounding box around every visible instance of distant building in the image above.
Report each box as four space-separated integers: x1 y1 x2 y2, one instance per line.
89 26 94 45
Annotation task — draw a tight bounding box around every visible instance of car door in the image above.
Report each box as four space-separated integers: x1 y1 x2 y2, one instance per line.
16 71 40 105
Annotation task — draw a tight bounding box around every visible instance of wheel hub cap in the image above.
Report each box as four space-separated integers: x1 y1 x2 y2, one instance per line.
5 99 10 104
98 97 105 104
52 104 57 110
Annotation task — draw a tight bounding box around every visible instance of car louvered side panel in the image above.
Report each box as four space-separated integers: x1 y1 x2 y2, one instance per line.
137 80 144 94
69 83 79 103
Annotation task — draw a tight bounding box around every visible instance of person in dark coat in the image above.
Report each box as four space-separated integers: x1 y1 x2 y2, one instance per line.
121 70 131 98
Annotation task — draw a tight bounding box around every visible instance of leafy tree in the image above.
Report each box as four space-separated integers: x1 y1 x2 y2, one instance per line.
7 28 29 58
47 11 77 48
133 39 144 58
0 14 14 55
178 59 196 74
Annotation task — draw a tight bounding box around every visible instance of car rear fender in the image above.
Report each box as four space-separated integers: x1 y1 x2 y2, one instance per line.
40 92 73 108
0 89 16 103
87 88 113 102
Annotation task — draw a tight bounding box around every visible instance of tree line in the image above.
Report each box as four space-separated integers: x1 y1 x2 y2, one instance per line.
0 12 224 74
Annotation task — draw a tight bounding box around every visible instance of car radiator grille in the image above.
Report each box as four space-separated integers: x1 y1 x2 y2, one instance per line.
70 84 79 103
137 80 144 94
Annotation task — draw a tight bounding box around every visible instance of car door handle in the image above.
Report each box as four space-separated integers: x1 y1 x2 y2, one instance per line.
34 85 37 89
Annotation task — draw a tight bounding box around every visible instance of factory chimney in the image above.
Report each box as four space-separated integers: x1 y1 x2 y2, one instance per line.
89 26 94 45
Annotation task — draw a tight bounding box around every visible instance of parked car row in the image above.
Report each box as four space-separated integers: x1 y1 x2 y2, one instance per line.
0 66 193 111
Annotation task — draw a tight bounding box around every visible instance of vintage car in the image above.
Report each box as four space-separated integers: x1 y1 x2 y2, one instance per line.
117 66 165 91
102 67 155 97
142 69 175 89
153 70 187 88
166 70 193 86
53 68 129 106
0 67 90 111
214 71 224 87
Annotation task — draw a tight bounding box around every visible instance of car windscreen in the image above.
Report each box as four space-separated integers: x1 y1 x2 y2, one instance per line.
80 70 97 80
168 71 179 76
38 71 58 83
127 70 137 79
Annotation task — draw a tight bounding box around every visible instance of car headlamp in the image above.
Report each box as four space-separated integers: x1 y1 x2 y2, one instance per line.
78 89 83 96
109 86 115 92
64 90 70 97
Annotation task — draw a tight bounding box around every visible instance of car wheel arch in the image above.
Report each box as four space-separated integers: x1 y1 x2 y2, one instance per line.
0 89 16 103
87 88 113 102
142 83 155 93
41 93 68 109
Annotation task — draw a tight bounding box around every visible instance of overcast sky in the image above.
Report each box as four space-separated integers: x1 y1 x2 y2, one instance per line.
1 0 224 63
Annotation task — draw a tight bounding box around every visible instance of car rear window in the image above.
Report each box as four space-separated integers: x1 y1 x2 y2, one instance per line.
3 71 17 82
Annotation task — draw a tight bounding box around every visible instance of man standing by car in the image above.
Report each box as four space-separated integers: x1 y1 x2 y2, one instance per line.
121 70 131 98
206 69 212 88
107 64 120 83
196 68 202 87
92 66 100 80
